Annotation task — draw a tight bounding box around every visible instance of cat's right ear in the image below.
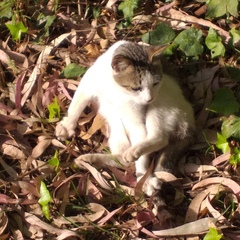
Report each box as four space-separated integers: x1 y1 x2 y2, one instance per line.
111 55 132 72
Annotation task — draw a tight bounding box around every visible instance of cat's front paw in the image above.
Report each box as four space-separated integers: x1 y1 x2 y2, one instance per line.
138 175 162 196
55 118 76 141
123 145 141 162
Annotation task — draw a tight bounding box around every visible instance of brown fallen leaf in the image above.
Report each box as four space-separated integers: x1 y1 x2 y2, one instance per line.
185 185 227 223
53 210 105 227
77 176 103 201
192 177 240 201
135 214 157 238
0 210 8 235
211 153 231 166
98 206 122 226
84 43 101 58
78 161 112 191
21 32 72 106
2 143 26 160
153 218 217 236
184 163 218 176
0 157 18 178
204 195 229 224
24 212 83 239
28 136 52 160
80 113 105 140
154 171 181 186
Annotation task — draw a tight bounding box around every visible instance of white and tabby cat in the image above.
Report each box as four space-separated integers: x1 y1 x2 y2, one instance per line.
55 40 195 197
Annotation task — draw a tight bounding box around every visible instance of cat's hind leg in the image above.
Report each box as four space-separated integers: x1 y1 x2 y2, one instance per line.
134 154 163 196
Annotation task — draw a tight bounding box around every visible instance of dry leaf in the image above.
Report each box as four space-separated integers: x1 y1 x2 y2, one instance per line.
185 185 226 223
84 44 101 58
80 114 105 139
153 218 217 236
78 161 112 191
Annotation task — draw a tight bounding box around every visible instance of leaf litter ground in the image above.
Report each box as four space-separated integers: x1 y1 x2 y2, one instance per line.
0 1 240 239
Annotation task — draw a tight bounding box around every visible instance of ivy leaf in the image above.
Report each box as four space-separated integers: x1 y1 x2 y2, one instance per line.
61 63 86 78
142 23 175 46
229 27 240 47
222 115 240 140
118 0 140 20
38 181 52 220
203 227 222 240
47 97 60 120
0 1 12 19
43 15 56 37
207 89 240 116
206 0 238 18
48 150 60 171
173 28 203 57
5 21 28 40
226 66 240 82
93 7 101 19
205 27 225 58
230 147 240 165
216 133 230 154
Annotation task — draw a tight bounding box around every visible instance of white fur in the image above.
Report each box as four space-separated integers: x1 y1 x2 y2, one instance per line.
55 41 195 196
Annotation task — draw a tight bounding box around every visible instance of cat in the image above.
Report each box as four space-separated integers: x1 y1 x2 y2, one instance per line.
55 40 195 200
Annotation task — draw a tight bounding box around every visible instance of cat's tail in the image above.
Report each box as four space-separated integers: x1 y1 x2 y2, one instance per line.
152 189 176 229
152 133 195 228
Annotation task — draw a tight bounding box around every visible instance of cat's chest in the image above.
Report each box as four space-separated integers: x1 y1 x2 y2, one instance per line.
97 94 146 121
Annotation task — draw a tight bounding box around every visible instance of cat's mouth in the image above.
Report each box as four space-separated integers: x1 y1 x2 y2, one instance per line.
142 98 155 105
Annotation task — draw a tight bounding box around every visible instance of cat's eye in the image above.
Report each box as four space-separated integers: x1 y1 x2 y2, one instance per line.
153 82 159 86
131 87 142 91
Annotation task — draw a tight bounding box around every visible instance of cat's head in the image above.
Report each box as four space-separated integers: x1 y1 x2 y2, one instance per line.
111 42 166 105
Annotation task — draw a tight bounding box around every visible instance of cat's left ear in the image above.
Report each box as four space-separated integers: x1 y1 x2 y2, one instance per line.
146 44 169 62
111 55 132 72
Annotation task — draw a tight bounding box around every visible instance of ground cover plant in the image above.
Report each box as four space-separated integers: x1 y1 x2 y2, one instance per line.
0 0 240 239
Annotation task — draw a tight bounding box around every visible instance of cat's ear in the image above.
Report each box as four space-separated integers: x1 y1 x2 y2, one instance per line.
111 55 132 72
146 44 169 62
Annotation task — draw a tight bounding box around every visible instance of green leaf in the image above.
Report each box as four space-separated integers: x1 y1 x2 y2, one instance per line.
229 27 240 46
141 23 175 45
93 7 101 19
216 132 230 153
226 0 238 17
118 0 140 20
5 21 28 40
205 28 225 58
41 205 51 221
43 15 56 36
61 63 86 78
173 28 203 57
203 227 222 240
34 14 56 41
163 42 179 56
48 150 60 170
0 1 12 19
222 115 240 140
207 89 240 116
206 0 238 18
47 96 60 120
230 147 240 165
226 66 240 82
38 181 52 220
